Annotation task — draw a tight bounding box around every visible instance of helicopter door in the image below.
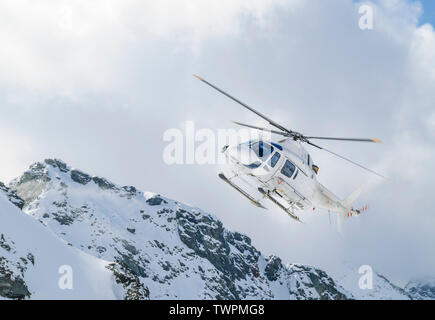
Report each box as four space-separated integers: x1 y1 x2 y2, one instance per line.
280 160 296 179
275 159 297 199
270 158 307 204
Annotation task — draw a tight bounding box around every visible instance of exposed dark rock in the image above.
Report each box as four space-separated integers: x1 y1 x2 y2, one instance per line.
115 254 146 278
146 195 167 206
122 186 138 198
0 182 25 209
52 212 75 226
107 262 150 300
0 234 12 252
96 246 107 254
265 256 283 281
122 240 138 255
175 208 269 299
0 274 30 300
44 159 69 173
0 251 31 300
26 253 35 265
70 170 92 185
92 177 117 190
176 209 231 275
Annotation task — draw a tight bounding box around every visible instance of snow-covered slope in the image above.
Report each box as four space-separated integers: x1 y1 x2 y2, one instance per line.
0 182 123 299
3 159 351 299
325 263 410 300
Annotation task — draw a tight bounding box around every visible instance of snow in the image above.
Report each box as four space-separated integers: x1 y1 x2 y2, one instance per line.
0 191 118 299
405 276 435 300
0 159 421 300
323 263 409 300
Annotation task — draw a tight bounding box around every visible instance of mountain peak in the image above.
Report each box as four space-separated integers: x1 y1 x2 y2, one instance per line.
43 158 69 172
9 159 141 205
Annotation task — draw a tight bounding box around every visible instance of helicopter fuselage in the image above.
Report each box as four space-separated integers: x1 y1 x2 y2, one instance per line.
220 138 358 221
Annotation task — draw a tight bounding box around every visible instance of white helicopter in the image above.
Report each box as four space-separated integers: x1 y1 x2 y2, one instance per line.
194 75 384 223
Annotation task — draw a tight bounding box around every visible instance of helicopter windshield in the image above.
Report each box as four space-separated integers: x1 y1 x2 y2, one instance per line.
241 141 274 170
249 141 274 161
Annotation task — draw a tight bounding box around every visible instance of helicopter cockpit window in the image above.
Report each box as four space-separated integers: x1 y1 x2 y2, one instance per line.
249 141 274 161
269 152 281 168
281 160 296 178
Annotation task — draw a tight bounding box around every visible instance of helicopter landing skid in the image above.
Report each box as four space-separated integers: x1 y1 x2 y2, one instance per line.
218 173 266 209
258 188 302 223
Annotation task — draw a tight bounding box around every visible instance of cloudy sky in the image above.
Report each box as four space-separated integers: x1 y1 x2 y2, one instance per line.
0 0 434 285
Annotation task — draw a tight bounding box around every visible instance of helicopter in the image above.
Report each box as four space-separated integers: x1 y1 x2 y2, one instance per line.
194 75 383 223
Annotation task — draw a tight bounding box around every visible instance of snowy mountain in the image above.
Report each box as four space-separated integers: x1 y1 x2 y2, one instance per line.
324 263 410 300
405 277 435 300
0 159 423 299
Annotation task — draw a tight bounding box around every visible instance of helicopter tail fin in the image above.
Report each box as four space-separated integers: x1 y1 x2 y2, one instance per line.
341 185 369 221
323 185 367 233
342 185 364 208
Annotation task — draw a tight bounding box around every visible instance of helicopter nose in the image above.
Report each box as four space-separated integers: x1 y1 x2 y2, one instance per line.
226 145 240 160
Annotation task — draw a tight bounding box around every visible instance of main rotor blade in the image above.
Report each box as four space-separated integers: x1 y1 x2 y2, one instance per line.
232 121 290 136
194 75 294 135
305 136 381 143
307 141 385 178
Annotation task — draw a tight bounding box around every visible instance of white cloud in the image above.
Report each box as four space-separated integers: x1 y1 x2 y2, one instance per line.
410 23 435 83
0 0 434 285
0 0 297 94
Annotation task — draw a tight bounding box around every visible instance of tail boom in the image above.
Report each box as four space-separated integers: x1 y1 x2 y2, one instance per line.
314 183 368 218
